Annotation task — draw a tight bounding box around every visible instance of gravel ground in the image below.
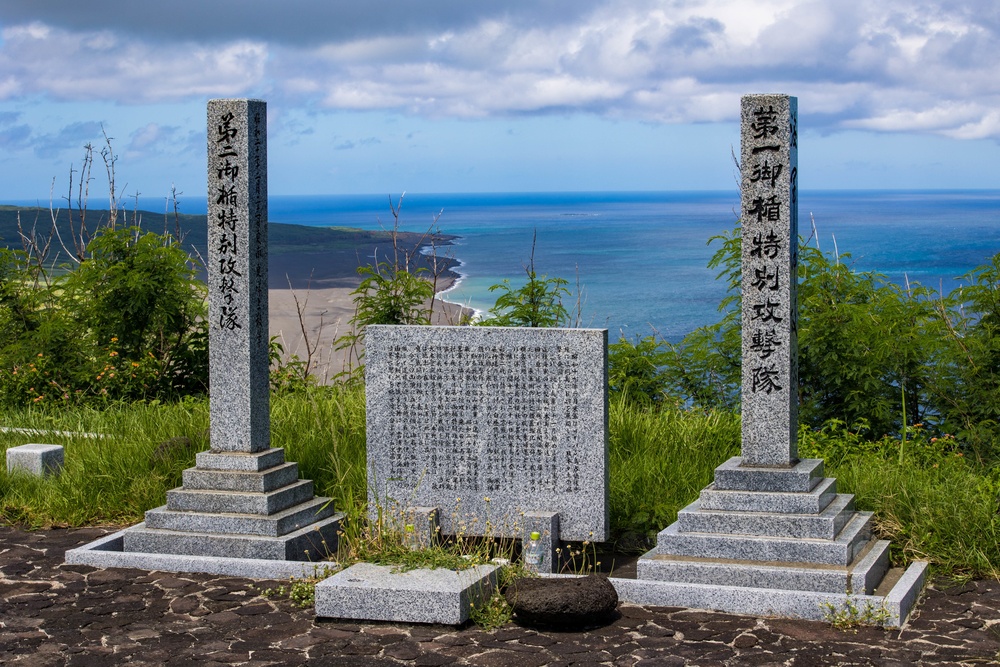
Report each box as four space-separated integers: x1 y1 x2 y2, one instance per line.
1 526 998 666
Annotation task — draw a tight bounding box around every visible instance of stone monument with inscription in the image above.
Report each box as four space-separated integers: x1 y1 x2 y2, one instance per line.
624 94 927 625
68 100 343 572
365 324 609 569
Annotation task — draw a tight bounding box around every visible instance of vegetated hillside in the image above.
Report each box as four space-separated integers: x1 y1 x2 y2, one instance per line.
0 206 459 289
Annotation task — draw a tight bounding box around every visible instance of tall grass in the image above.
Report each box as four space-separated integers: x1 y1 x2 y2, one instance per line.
270 384 367 515
0 400 209 526
830 454 1000 579
608 396 740 539
1 388 998 578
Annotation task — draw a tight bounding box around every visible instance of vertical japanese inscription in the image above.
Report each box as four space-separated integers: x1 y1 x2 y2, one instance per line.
740 94 798 467
207 99 269 453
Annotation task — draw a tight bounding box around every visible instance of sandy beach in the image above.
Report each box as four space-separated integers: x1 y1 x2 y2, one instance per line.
268 281 472 382
266 225 473 382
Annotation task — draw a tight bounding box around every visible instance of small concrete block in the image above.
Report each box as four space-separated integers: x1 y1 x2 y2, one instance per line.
699 477 837 514
165 479 314 515
654 511 872 566
143 496 337 537
676 494 855 539
123 512 342 560
712 457 823 492
315 562 498 625
182 461 299 492
523 512 560 574
195 448 286 472
6 444 64 477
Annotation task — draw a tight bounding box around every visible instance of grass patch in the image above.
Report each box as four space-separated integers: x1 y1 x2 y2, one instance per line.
609 397 740 543
1 386 998 579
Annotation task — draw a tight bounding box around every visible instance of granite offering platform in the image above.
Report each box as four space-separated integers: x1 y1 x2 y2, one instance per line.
67 447 344 578
630 456 927 626
315 562 500 625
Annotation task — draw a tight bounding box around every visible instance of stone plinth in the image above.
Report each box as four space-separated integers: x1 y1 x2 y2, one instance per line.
315 562 499 625
6 444 64 477
366 325 609 542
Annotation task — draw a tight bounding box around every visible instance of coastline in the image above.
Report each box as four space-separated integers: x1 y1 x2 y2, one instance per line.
268 232 475 382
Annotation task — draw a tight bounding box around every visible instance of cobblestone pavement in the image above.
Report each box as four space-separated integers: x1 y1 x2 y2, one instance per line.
1 527 998 666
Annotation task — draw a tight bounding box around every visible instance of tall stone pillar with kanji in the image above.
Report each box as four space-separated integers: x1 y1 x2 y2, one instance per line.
740 95 798 468
118 99 342 563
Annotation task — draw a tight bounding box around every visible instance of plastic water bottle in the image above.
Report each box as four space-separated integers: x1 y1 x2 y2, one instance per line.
524 531 544 570
403 524 419 550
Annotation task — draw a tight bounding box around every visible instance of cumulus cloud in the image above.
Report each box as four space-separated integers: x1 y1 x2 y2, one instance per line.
1 0 999 138
0 23 267 103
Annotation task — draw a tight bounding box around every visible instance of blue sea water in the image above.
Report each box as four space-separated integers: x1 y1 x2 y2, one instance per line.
8 190 999 341
265 190 1000 341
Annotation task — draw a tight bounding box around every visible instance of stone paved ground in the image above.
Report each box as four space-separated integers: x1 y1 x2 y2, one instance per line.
1 527 998 666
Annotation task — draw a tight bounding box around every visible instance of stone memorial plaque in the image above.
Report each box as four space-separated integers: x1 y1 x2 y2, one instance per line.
366 325 609 541
740 94 799 467
207 99 270 453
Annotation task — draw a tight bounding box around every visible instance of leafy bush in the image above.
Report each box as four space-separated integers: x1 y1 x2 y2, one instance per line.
607 335 673 407
480 267 570 328
0 226 207 405
659 224 1000 459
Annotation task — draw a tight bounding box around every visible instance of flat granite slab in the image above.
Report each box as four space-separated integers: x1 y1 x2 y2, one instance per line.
610 559 928 628
315 562 499 625
65 528 338 580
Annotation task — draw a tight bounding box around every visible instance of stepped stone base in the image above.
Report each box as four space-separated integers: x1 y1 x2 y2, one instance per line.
634 456 928 626
120 447 342 562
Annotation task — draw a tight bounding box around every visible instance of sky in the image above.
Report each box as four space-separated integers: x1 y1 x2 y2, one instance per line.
0 0 999 202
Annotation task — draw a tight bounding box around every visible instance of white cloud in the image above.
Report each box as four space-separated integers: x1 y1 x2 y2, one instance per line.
0 24 267 103
1 1 999 138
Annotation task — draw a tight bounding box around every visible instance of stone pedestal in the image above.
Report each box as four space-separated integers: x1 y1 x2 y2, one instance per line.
6 444 64 477
638 456 886 595
123 448 341 560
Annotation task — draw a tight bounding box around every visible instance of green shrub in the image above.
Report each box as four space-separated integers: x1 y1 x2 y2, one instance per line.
661 224 1000 459
479 234 571 328
0 226 207 406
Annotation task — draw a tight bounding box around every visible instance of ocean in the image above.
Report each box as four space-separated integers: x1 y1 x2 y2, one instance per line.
10 190 999 341
266 190 1000 341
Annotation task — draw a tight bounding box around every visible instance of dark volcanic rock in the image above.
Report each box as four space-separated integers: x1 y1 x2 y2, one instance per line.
505 575 619 629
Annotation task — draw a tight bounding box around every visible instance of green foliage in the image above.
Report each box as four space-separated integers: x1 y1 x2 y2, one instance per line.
608 394 741 540
350 262 434 327
925 254 1000 462
480 235 570 328
822 597 892 630
0 226 207 406
607 335 673 407
661 223 1000 459
481 272 570 327
796 246 942 437
268 337 317 394
656 228 743 410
